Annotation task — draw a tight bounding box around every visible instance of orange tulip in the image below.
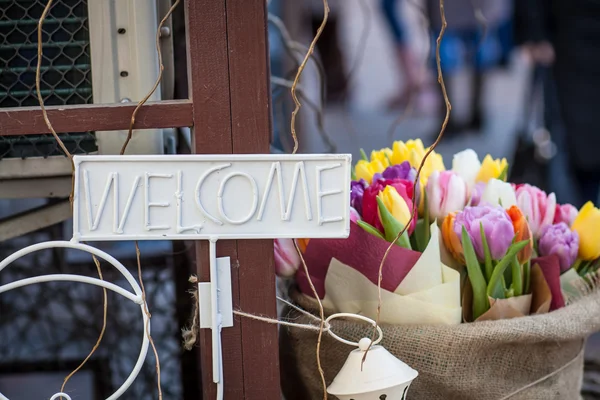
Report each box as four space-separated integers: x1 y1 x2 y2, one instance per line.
507 205 533 264
296 238 310 253
442 212 464 264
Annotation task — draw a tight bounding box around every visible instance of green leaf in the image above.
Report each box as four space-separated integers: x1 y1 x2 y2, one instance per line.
590 259 600 274
413 193 431 252
579 261 592 277
356 220 385 240
461 227 489 320
487 240 529 298
409 230 419 250
498 163 509 181
423 190 430 240
511 255 523 297
480 222 493 283
523 260 531 294
504 260 513 288
351 168 357 181
376 197 412 249
496 275 506 299
360 148 369 161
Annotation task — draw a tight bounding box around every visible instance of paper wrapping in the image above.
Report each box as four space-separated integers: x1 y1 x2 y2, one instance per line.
463 264 552 322
533 254 565 310
316 224 462 325
560 268 585 303
296 221 421 299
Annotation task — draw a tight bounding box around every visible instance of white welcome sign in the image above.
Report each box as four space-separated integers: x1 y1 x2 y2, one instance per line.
72 154 351 241
71 153 351 397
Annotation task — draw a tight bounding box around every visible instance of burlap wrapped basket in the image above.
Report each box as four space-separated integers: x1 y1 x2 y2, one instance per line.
280 289 600 400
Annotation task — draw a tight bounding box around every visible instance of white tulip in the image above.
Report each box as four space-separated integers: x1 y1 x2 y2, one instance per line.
452 149 481 191
481 178 517 208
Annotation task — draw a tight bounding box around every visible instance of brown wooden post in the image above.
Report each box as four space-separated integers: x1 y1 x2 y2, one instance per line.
186 0 280 398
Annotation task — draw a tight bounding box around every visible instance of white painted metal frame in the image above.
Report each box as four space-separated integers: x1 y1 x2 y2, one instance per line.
0 241 150 400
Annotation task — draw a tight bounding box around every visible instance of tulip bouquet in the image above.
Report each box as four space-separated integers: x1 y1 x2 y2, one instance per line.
275 138 600 325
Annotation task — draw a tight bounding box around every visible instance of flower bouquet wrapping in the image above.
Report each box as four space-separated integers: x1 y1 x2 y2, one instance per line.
278 140 600 400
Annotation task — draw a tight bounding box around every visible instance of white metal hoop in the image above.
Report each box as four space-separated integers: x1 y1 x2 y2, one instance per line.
0 241 150 400
49 393 72 400
325 313 384 347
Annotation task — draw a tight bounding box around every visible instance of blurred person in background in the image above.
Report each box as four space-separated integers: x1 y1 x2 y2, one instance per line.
427 0 513 136
308 0 348 104
515 0 600 206
380 0 425 110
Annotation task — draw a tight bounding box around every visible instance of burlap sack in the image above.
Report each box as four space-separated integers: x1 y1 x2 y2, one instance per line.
280 289 600 400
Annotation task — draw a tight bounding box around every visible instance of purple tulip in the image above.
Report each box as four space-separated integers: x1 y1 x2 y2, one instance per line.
384 161 417 181
454 205 515 261
539 223 579 273
469 181 486 206
373 162 420 204
350 179 368 215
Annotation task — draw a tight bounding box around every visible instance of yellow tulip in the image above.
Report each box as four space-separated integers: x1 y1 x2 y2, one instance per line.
391 139 426 165
421 151 445 183
475 155 508 183
572 201 600 260
370 148 392 168
390 139 445 186
377 186 411 227
354 159 387 183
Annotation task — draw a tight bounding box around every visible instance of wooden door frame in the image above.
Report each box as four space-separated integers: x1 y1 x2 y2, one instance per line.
0 0 280 398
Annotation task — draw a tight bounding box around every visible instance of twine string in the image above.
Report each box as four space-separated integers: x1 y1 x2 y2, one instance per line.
183 276 330 349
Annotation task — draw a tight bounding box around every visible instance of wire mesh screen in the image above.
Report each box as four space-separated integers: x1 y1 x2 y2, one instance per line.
0 0 97 159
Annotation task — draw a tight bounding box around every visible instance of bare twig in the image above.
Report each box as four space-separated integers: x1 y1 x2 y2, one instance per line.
289 0 329 154
120 0 181 155
364 0 451 364
136 242 163 399
60 255 107 399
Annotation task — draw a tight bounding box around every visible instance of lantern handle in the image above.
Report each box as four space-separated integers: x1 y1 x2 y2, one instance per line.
325 313 383 347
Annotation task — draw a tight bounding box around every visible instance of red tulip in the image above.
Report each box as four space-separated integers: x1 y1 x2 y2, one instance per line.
362 179 415 233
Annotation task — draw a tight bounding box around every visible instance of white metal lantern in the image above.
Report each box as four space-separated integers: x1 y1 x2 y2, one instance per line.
326 331 418 400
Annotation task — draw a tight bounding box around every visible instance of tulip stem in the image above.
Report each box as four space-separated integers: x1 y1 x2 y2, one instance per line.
461 227 489 320
487 240 529 298
573 258 583 272
523 260 531 294
360 148 369 161
480 222 493 283
511 255 523 297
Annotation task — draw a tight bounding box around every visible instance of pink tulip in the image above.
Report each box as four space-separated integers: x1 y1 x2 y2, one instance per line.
514 184 556 238
349 207 361 223
274 239 301 277
426 170 468 220
553 203 578 227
